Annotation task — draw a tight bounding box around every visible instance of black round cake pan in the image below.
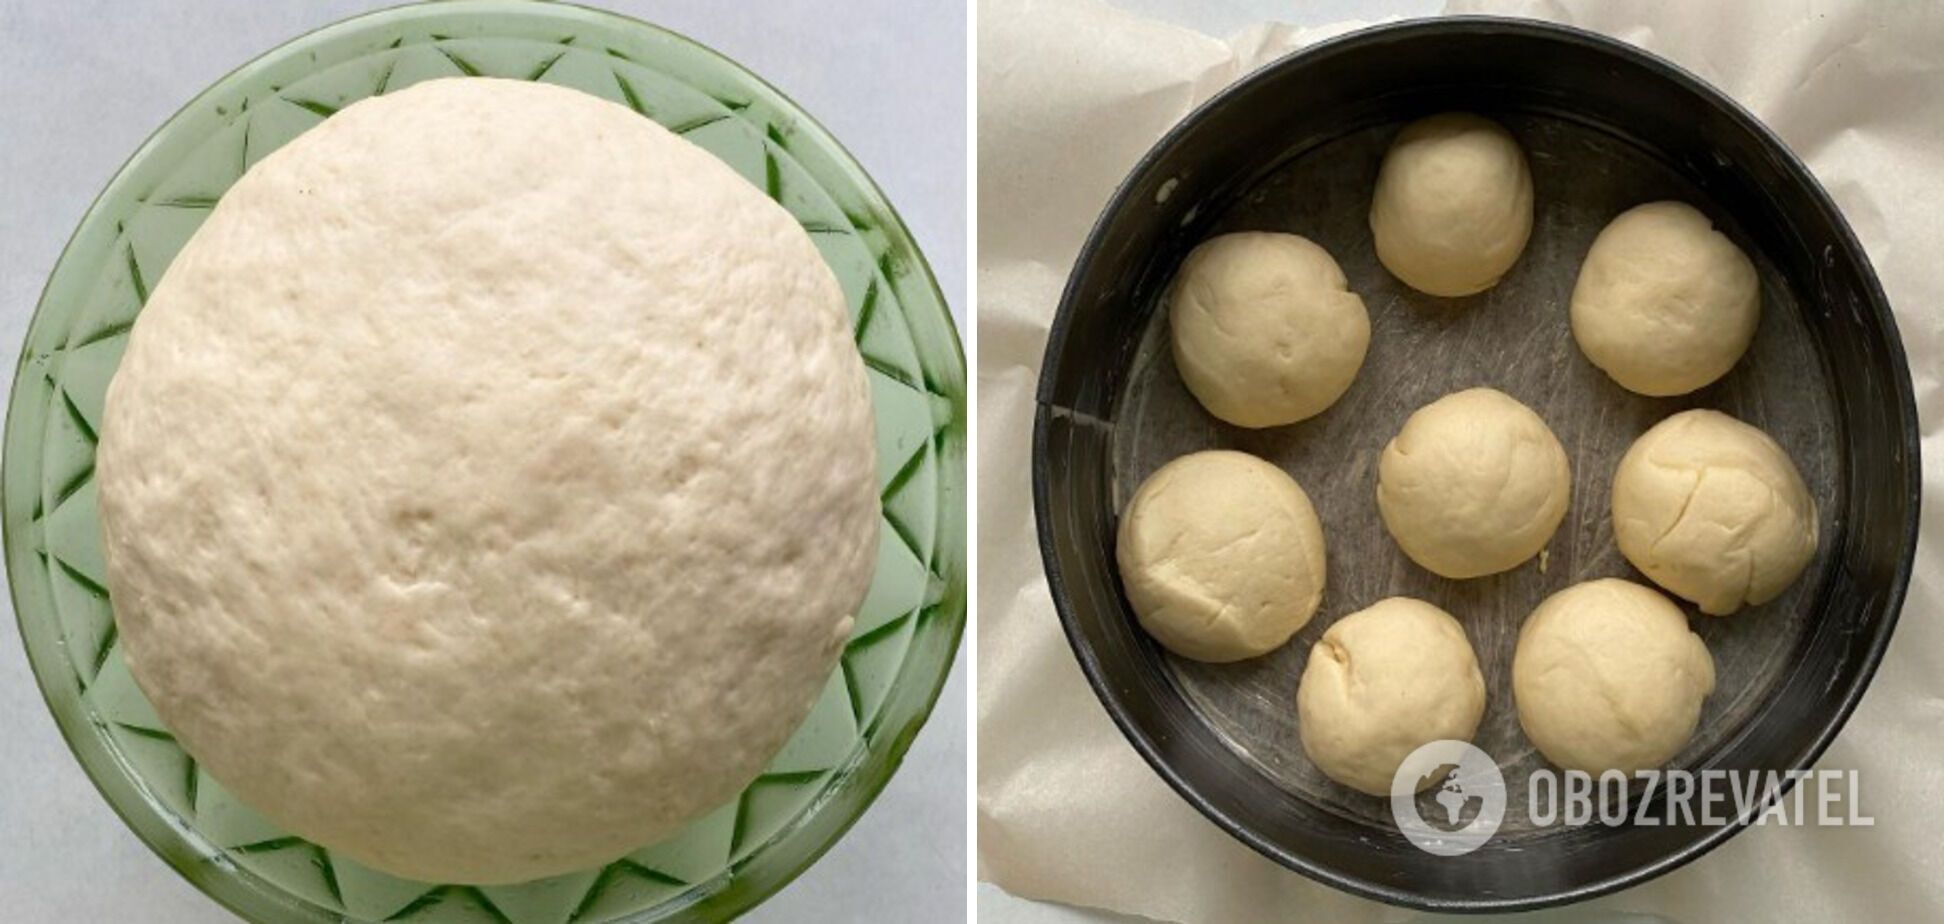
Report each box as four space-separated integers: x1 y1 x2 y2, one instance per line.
1032 15 1920 913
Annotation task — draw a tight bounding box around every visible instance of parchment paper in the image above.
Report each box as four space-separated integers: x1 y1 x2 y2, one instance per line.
1125 115 1837 832
977 1 1944 920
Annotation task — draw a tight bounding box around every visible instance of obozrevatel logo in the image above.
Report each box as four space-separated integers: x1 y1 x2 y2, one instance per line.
1389 743 1872 857
1389 739 1506 856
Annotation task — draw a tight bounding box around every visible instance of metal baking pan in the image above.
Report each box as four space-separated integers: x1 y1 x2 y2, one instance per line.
1033 15 1920 912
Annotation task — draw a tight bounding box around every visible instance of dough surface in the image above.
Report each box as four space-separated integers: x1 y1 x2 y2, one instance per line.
96 78 878 884
1117 451 1326 662
1611 409 1817 615
1570 201 1760 396
1513 579 1716 775
1370 112 1533 297
1168 232 1370 428
1376 387 1570 579
1297 597 1485 796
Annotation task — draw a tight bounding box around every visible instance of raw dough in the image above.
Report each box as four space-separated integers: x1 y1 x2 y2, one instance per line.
1167 232 1370 428
1513 579 1716 775
1370 112 1533 297
1376 387 1570 579
1116 451 1326 662
1611 409 1817 615
1297 597 1486 796
1570 201 1760 396
95 78 878 884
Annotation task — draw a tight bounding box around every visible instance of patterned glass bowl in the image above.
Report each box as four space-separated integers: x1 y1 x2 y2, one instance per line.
2 3 965 922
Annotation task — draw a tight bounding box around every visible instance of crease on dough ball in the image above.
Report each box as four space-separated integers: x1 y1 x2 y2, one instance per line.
1570 201 1760 396
1513 579 1716 775
1376 387 1571 578
1611 409 1817 615
1370 112 1534 297
1168 232 1371 429
1297 597 1486 795
1116 451 1327 662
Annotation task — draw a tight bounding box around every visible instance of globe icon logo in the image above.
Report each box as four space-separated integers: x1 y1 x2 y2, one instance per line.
1431 767 1482 829
1390 740 1506 856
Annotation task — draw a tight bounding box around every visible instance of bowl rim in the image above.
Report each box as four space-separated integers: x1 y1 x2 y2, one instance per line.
3 2 966 922
1032 14 1920 913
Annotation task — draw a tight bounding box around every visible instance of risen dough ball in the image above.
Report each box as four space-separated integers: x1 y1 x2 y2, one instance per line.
1117 451 1326 662
1513 579 1716 774
96 79 879 884
1298 597 1486 795
1168 232 1370 428
1370 112 1534 296
1612 410 1818 615
1376 388 1570 578
1570 201 1760 396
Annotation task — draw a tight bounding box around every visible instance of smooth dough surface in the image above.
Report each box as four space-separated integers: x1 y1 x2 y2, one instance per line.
1611 409 1817 615
1117 451 1326 662
1570 201 1760 396
1513 579 1716 774
96 78 878 884
1168 232 1370 429
1376 387 1570 579
1369 112 1533 297
1297 597 1485 796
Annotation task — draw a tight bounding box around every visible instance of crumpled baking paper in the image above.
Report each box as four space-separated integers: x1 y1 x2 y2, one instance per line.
976 0 1944 920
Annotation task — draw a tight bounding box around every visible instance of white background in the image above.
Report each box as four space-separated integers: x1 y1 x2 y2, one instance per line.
0 2 966 922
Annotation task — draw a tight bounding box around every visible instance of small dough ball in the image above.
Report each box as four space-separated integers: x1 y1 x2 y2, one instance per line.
1514 579 1716 774
1370 112 1534 296
1298 597 1486 795
1571 201 1760 396
1168 232 1371 428
1612 409 1818 615
1377 388 1570 578
1117 451 1327 662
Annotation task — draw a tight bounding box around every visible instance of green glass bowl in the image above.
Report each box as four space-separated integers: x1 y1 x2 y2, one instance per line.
2 3 965 922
